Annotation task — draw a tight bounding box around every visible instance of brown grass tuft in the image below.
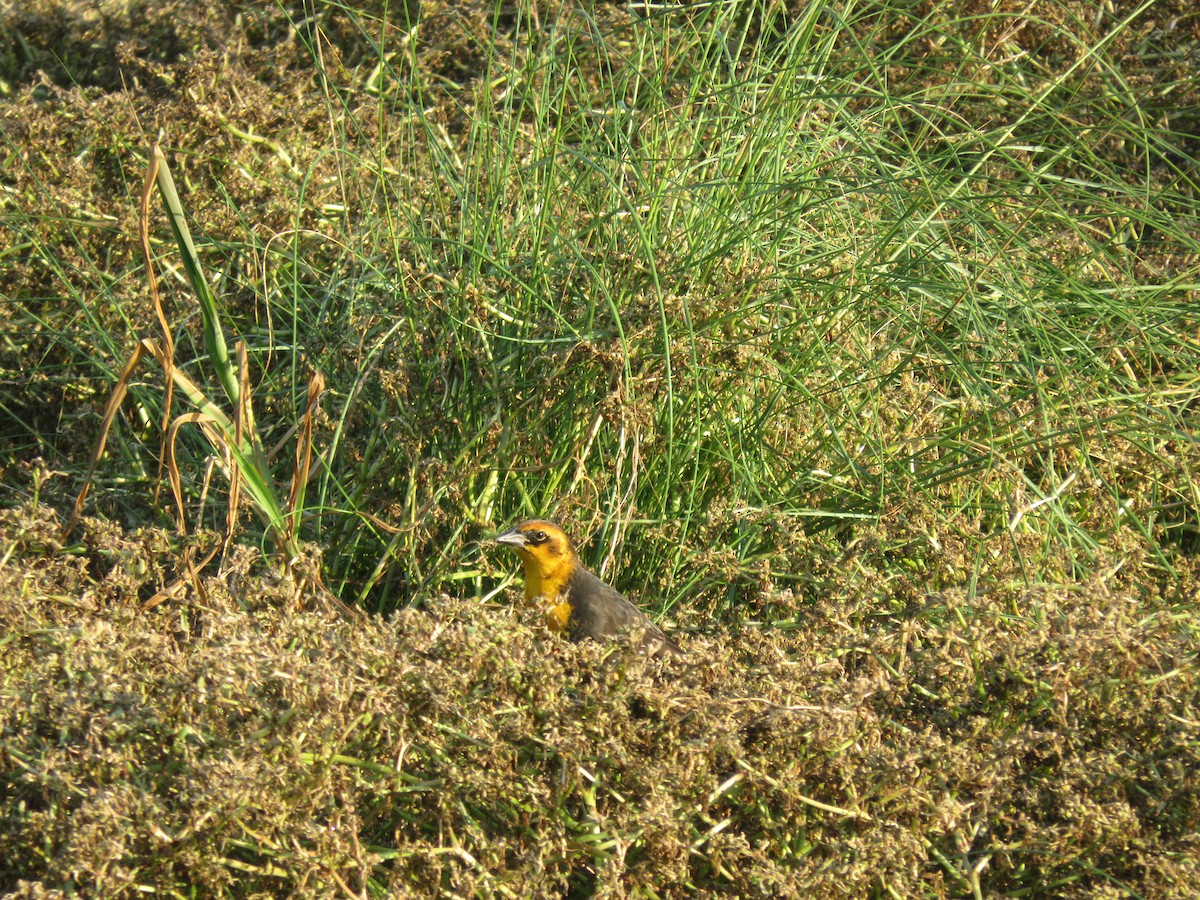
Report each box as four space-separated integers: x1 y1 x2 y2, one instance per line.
2 507 1197 896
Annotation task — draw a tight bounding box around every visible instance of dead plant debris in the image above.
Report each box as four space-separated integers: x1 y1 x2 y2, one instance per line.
1 507 1197 897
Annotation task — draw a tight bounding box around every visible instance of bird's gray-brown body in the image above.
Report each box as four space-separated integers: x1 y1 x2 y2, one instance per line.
563 565 683 656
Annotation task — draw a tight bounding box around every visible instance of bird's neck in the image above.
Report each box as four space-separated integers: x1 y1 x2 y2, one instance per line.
522 552 575 601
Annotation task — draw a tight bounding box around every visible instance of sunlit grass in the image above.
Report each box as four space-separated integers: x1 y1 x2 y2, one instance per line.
1 1 1199 896
290 0 1200 610
4 0 1197 616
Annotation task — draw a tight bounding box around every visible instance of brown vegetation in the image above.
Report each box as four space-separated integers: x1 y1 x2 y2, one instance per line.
3 0 1199 895
3 503 1198 896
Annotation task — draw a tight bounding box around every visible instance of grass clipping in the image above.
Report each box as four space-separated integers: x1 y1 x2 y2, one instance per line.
2 506 1197 898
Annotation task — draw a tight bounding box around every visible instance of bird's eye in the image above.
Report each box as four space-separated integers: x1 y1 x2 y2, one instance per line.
532 530 547 543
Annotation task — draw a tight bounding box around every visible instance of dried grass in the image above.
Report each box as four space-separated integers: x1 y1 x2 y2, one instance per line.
2 506 1197 897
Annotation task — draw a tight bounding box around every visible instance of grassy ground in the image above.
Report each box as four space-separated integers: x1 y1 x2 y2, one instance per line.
2 0 1199 896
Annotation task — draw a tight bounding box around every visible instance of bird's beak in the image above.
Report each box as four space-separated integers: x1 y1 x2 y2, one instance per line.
493 528 527 548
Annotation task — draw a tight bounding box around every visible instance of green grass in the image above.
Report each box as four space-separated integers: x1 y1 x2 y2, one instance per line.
5 0 1197 612
1 0 1199 894
308 0 1196 607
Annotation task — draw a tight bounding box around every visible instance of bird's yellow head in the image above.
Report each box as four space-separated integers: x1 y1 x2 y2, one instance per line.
494 519 577 601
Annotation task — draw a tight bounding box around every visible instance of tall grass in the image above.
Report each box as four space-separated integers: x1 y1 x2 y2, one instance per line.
2 3 1199 895
307 0 1199 610
3 0 1197 616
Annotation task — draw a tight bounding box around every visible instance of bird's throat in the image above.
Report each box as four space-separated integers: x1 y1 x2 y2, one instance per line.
521 553 571 603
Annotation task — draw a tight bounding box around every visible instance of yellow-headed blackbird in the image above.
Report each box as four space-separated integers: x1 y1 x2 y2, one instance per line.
494 519 683 657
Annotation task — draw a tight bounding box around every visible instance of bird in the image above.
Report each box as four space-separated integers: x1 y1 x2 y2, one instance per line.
494 519 683 657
